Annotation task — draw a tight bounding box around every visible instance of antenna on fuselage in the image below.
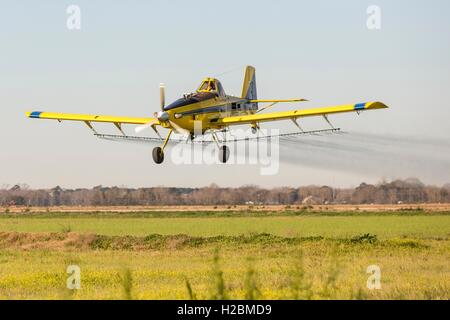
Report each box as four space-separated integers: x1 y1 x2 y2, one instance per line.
213 65 245 78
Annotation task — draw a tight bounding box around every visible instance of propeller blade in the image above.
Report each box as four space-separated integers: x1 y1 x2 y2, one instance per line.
159 83 165 111
169 120 190 136
135 120 157 134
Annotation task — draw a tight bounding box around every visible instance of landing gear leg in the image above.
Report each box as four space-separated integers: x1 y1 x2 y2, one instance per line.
152 129 172 164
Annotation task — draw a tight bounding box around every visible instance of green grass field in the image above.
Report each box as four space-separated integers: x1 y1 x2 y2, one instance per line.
1 215 449 239
0 211 449 299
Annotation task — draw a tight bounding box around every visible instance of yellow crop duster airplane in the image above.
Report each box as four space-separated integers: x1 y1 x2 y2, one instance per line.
26 66 388 164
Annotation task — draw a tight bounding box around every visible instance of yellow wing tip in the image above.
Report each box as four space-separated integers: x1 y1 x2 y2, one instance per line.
367 101 389 109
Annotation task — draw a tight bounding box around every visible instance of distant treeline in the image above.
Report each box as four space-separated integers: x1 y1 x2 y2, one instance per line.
1 178 450 206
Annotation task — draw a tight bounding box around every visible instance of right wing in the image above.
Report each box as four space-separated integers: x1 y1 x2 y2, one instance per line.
215 101 388 126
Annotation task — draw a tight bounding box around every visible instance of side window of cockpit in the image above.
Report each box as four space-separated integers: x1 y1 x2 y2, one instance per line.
232 103 241 110
209 81 216 91
217 82 225 96
199 81 209 91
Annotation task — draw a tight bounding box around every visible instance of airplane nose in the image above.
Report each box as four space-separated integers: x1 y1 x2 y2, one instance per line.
156 111 170 122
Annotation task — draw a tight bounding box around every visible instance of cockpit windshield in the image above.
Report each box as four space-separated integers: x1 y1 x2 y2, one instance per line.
199 81 209 91
164 78 226 111
197 78 225 96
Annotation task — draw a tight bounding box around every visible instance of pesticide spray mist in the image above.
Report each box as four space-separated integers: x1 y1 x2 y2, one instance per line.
278 131 450 185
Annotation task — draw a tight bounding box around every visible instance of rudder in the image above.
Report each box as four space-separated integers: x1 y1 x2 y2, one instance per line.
241 66 257 99
241 66 258 110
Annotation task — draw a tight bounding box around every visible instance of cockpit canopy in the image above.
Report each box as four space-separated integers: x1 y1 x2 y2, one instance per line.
197 78 225 96
163 77 226 111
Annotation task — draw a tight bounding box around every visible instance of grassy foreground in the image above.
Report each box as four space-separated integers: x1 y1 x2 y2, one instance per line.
0 211 448 299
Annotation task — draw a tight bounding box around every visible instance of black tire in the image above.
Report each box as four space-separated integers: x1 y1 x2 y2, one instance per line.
152 147 164 164
218 145 230 163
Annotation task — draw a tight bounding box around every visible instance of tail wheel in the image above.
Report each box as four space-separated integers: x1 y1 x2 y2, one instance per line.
218 145 230 163
152 147 164 164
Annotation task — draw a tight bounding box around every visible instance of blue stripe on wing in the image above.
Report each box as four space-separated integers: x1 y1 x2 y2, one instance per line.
29 111 42 118
354 103 366 110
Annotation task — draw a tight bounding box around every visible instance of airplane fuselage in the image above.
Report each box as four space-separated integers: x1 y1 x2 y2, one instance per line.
160 92 257 133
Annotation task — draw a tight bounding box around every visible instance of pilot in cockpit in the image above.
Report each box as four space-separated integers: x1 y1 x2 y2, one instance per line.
197 79 221 95
208 81 216 92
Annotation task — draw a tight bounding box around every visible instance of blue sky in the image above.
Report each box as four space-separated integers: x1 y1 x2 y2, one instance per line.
1 0 450 188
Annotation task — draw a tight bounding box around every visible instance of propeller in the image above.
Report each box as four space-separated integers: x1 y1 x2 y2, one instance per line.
135 83 190 137
135 83 168 134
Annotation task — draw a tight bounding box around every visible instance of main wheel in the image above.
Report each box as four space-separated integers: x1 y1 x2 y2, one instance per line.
152 147 164 164
218 145 230 163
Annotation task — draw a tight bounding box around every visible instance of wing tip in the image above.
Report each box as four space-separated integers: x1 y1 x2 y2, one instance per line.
26 111 43 118
369 101 389 109
358 102 388 110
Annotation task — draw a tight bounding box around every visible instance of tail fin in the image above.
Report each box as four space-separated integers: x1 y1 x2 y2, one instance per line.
241 66 257 99
241 66 258 110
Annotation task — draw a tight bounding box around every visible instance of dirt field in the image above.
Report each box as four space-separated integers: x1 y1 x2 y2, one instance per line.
2 203 450 214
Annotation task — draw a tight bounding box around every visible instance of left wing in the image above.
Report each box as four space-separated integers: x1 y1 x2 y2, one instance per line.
26 111 157 125
215 101 388 126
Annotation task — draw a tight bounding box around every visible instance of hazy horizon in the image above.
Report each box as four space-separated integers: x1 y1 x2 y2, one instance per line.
3 176 449 191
